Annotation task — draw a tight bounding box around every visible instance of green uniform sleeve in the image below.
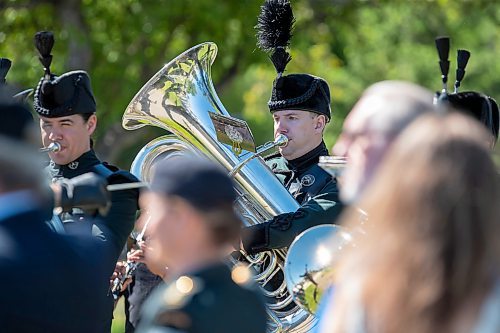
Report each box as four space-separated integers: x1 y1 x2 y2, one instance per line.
241 180 343 254
92 172 139 262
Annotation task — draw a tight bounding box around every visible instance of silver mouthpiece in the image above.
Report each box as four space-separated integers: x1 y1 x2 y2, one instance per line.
274 134 288 147
40 142 61 153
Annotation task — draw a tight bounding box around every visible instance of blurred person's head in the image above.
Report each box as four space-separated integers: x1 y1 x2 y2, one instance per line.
0 92 45 195
333 81 434 204
141 156 240 276
330 112 499 333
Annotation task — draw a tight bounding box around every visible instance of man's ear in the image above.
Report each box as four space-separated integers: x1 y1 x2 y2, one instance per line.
315 115 326 132
87 114 97 135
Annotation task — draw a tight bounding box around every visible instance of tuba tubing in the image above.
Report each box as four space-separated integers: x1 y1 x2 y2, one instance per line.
123 42 316 332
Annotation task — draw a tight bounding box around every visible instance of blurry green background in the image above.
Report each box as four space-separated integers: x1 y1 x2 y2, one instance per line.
1 0 499 168
1 0 499 331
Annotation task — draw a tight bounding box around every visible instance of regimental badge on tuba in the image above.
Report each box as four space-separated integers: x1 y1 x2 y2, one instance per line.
122 42 317 332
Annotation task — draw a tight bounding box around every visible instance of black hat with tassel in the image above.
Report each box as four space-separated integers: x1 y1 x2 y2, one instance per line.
256 0 331 120
0 58 12 85
33 31 96 118
434 36 499 144
0 57 34 102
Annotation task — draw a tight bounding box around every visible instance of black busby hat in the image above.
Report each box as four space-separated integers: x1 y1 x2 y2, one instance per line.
0 58 12 85
433 36 499 143
0 57 34 102
0 88 35 142
256 0 331 120
32 31 96 118
447 92 499 142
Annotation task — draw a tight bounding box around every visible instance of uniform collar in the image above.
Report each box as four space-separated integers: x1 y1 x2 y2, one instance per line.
49 149 101 179
286 141 328 173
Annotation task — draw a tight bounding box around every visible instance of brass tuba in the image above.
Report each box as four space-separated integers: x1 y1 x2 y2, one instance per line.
122 42 316 332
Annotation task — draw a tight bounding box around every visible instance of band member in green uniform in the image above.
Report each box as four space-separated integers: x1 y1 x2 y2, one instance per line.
241 0 343 254
32 31 139 332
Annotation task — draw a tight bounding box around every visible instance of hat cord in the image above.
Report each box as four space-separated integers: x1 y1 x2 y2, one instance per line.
34 75 94 116
268 79 319 110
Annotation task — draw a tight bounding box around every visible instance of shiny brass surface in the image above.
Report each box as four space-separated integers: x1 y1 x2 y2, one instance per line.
123 43 316 332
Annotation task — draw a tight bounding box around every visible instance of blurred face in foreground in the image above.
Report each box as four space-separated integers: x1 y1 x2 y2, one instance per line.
333 96 393 204
140 191 211 275
273 110 326 160
40 114 96 165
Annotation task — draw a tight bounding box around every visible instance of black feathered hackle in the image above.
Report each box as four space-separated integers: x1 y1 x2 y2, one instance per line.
34 31 55 76
270 48 291 75
256 0 295 75
0 58 12 84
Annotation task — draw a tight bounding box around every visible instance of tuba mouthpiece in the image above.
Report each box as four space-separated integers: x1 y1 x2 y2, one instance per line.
275 134 289 147
40 142 61 153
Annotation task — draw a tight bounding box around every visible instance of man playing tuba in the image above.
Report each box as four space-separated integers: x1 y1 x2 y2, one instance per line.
240 0 343 254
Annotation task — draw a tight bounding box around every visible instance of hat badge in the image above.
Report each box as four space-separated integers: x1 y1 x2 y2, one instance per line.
301 174 315 187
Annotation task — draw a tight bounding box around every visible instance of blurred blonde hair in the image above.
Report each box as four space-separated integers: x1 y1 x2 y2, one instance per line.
331 112 499 333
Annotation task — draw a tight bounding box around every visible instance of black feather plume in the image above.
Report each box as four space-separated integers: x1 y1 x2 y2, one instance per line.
270 48 292 75
0 58 12 84
34 31 55 76
256 0 295 75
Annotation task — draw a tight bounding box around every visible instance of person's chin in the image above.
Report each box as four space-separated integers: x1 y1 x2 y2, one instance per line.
279 147 294 159
49 153 70 165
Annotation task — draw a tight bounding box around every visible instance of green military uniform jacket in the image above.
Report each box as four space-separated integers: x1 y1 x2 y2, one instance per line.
136 263 267 333
47 149 139 332
242 142 343 254
47 149 139 261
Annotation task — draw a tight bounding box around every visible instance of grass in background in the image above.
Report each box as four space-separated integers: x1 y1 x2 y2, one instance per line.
112 297 126 333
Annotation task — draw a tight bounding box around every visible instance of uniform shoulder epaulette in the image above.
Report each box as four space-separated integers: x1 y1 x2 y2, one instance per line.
108 170 139 184
93 163 138 184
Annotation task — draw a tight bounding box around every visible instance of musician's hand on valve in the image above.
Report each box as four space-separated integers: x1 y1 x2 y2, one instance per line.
55 172 111 215
127 248 146 264
110 260 132 292
110 261 126 289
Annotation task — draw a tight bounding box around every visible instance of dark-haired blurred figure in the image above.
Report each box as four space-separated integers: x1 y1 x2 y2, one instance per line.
0 96 112 333
136 156 267 333
319 113 500 333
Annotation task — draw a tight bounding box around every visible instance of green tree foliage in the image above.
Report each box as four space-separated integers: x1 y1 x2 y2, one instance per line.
1 0 499 166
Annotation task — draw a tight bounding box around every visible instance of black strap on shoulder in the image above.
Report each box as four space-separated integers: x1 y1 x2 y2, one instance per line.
92 163 114 179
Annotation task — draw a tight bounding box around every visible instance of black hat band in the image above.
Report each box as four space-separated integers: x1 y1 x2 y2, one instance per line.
268 78 320 111
34 74 94 117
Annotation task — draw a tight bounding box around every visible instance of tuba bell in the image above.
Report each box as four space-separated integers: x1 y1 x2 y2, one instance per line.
122 42 316 332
